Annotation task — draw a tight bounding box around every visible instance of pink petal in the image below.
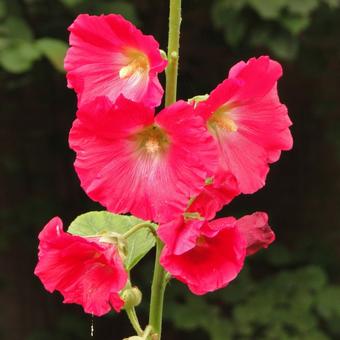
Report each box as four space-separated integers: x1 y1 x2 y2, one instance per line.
160 217 246 295
188 172 240 220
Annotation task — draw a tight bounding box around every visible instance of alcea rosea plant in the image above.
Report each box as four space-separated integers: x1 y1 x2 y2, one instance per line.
34 0 293 339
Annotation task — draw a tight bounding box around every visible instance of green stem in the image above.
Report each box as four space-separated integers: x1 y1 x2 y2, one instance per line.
125 307 144 336
123 222 156 239
148 0 182 338
165 0 182 107
142 325 153 340
148 239 167 339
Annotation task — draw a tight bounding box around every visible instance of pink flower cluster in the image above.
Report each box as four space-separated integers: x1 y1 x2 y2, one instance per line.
35 14 292 316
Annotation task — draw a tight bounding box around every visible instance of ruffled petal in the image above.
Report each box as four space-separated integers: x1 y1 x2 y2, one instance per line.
188 172 240 220
160 217 246 295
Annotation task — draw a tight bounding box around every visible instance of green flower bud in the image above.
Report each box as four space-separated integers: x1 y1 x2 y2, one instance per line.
122 286 142 309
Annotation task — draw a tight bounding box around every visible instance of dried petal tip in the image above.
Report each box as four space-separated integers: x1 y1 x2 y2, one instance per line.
237 212 275 256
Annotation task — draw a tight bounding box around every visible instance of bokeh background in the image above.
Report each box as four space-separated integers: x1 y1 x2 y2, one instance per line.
1 0 340 339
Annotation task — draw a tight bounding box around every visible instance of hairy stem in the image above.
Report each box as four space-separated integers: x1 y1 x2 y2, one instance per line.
165 0 182 107
148 0 182 338
123 222 156 239
148 239 167 339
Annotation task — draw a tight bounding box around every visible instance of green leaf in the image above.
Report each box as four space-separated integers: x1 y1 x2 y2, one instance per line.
93 2 139 24
0 1 7 18
217 0 247 10
280 14 311 35
36 38 67 72
248 0 286 19
60 0 84 7
222 10 247 47
2 17 34 41
287 0 319 15
0 41 41 73
323 0 340 7
267 33 299 60
68 211 156 270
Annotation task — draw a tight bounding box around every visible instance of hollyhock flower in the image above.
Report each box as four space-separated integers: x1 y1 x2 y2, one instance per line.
69 96 218 223
34 217 128 316
158 216 247 295
64 14 167 107
158 194 275 294
195 56 293 194
236 212 275 255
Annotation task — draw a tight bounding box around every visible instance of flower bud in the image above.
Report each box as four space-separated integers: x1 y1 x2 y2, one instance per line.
122 286 142 309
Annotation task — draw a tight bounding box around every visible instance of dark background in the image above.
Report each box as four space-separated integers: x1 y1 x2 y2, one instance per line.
0 0 340 339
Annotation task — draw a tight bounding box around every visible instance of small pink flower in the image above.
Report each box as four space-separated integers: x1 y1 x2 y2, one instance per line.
237 212 275 255
158 194 275 294
196 56 293 194
34 217 128 316
69 96 218 223
64 14 167 107
158 216 247 295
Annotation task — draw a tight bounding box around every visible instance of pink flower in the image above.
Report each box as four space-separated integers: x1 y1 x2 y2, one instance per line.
158 194 275 294
69 96 218 223
64 14 167 107
34 217 128 316
195 56 293 194
237 212 275 255
158 216 247 295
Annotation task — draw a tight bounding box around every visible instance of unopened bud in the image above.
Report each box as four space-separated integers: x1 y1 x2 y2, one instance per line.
122 286 142 309
188 94 209 108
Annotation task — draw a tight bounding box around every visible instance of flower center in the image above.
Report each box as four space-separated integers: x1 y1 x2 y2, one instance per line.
208 104 238 134
135 125 169 156
119 49 149 79
145 138 161 153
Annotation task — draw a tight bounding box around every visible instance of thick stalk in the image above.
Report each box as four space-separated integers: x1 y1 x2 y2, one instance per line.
148 0 182 338
148 239 167 339
165 0 182 107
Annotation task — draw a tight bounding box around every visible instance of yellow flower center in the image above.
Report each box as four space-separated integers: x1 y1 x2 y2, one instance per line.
119 49 149 79
208 104 238 134
135 125 169 156
145 138 161 154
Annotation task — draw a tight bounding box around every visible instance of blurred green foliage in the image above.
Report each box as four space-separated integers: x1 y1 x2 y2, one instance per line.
212 0 340 59
165 251 340 340
0 0 138 73
0 1 66 72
